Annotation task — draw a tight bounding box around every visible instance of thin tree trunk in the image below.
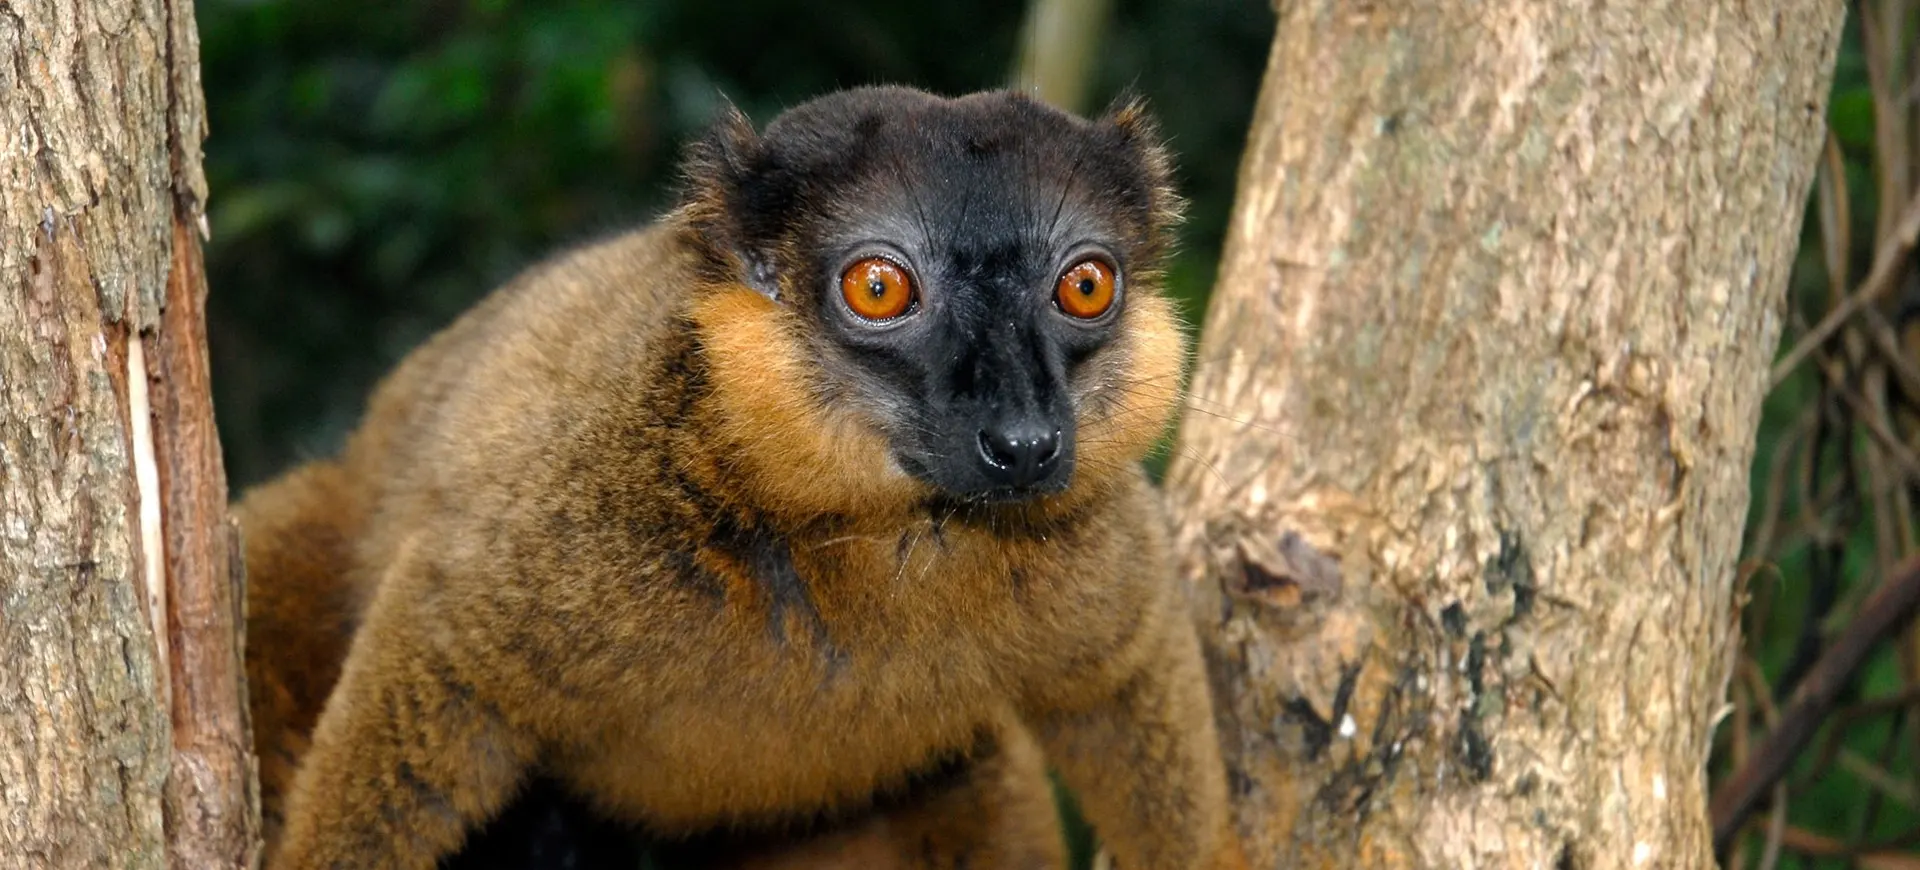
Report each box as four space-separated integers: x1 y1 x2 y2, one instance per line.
1164 4 1844 867
1 1 257 867
1010 0 1114 114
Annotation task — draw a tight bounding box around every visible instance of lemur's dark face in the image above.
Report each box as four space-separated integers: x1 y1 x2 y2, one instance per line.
685 87 1181 505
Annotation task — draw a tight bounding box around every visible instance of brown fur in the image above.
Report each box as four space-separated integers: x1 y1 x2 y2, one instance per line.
242 459 364 847
241 92 1245 870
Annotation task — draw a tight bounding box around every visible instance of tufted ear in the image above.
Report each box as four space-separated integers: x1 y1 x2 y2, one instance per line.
1096 91 1187 254
676 99 784 300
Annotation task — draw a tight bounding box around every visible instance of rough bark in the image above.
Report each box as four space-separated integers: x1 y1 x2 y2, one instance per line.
1 0 257 867
1163 3 1843 868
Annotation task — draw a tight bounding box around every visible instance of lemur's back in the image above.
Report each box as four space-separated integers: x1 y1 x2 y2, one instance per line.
239 224 687 847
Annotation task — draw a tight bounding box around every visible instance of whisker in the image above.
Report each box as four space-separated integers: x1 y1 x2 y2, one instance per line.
811 534 890 550
891 522 927 588
1084 383 1286 436
881 137 937 255
1045 143 1090 245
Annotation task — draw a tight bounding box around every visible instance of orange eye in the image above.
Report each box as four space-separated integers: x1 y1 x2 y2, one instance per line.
840 257 916 321
1055 259 1117 319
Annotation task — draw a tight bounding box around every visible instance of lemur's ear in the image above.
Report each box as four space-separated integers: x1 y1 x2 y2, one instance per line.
677 98 785 300
1098 90 1159 142
1097 90 1187 243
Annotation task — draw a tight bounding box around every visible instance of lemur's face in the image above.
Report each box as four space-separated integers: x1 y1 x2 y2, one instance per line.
687 87 1183 508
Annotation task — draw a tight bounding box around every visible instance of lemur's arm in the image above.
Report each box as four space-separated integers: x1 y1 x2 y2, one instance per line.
1030 588 1247 870
270 564 539 870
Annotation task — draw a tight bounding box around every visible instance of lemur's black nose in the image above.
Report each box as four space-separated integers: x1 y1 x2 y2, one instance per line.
976 422 1063 487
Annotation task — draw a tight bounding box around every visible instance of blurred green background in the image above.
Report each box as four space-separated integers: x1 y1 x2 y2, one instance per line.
198 0 1916 865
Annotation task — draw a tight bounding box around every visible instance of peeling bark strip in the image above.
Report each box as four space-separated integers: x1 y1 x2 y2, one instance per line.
2 0 253 867
1165 3 1845 868
155 217 260 869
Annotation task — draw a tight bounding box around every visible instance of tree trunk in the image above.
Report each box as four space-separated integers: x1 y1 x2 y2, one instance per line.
1164 4 1844 868
1010 0 1114 114
1 1 258 867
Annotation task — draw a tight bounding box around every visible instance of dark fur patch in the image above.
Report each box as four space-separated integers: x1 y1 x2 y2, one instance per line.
646 731 987 863
661 549 725 602
395 761 457 827
708 512 831 650
442 776 643 870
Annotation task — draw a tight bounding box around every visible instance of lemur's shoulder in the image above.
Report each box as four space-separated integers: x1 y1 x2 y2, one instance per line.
361 223 689 431
336 222 696 500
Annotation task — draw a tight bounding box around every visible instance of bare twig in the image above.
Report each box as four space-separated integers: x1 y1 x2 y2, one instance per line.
1744 403 1819 558
1726 654 1755 870
1711 554 1920 853
1838 748 1920 807
1757 781 1790 870
1863 0 1913 247
1817 132 1852 299
1779 825 1920 868
1861 306 1920 406
1771 190 1920 387
1819 353 1920 480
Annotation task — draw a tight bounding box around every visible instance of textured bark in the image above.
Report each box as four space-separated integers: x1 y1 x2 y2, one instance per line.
1 0 257 867
1163 3 1844 868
